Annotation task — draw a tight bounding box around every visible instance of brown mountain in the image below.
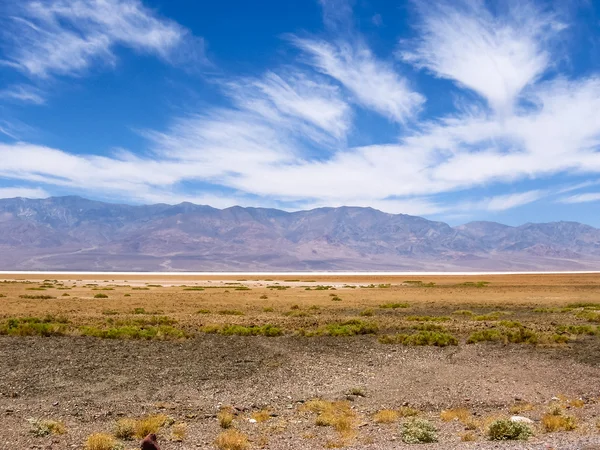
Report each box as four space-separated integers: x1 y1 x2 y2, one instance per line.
0 196 599 271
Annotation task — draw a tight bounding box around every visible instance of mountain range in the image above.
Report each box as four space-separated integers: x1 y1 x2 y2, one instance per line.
0 196 599 271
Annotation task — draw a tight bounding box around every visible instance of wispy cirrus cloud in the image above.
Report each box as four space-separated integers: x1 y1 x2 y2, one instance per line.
293 37 424 123
0 84 45 104
1 0 600 222
1 0 203 79
400 0 565 114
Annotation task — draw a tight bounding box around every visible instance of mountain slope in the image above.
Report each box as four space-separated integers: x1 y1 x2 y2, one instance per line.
0 196 599 271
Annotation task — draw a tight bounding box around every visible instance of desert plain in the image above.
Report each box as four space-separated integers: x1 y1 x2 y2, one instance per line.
1 273 600 449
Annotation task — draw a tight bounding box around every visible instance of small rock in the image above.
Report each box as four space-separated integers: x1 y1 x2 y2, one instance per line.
248 418 257 423
510 415 534 424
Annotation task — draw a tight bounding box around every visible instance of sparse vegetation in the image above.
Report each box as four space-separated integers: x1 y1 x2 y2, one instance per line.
114 418 136 440
94 293 109 299
215 429 249 450
28 418 66 436
373 409 399 423
379 302 410 309
19 294 56 299
218 309 244 316
133 414 168 439
402 418 438 444
84 433 121 450
218 408 235 429
171 422 187 441
487 419 533 441
542 413 577 432
379 331 458 346
203 324 283 336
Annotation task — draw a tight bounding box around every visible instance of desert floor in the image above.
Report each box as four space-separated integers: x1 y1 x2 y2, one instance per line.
1 273 600 449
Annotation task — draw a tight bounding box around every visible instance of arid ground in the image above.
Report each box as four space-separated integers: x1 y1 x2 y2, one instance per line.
1 273 600 449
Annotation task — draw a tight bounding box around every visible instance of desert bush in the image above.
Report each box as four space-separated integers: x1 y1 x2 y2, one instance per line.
218 409 235 429
251 409 271 423
379 331 458 346
473 312 502 321
134 414 167 439
215 429 249 450
453 310 474 316
379 302 410 309
319 319 378 336
79 325 186 340
262 307 274 312
1 318 67 337
373 409 399 424
183 287 205 291
28 418 66 436
331 296 342 301
196 309 210 314
542 413 577 432
234 286 251 291
461 431 476 441
359 309 374 317
260 295 268 299
203 324 283 336
84 433 121 450
114 418 136 440
487 419 533 441
303 400 355 432
401 418 438 444
19 294 56 299
171 422 187 441
94 293 108 299
440 408 470 423
509 403 534 414
466 329 505 344
556 325 599 335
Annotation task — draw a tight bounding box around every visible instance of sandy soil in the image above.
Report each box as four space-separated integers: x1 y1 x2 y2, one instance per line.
1 274 600 449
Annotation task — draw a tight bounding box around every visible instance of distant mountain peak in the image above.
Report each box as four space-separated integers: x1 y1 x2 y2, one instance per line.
0 196 598 271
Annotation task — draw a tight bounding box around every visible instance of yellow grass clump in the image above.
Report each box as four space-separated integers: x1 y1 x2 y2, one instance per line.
134 414 168 439
440 408 471 423
542 413 577 432
251 409 272 423
84 433 118 450
215 429 250 450
171 422 187 441
373 409 400 424
114 418 136 440
218 408 235 429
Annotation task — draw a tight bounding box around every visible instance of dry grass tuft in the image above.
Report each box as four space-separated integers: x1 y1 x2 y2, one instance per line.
542 413 577 432
460 431 476 442
373 409 400 424
303 399 357 437
215 429 250 450
218 408 235 429
251 409 272 423
114 418 136 440
568 398 585 408
84 433 119 450
170 422 187 441
440 408 470 423
134 414 167 439
28 418 66 436
509 402 535 414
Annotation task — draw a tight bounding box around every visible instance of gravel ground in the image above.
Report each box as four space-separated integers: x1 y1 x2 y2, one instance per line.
1 335 600 449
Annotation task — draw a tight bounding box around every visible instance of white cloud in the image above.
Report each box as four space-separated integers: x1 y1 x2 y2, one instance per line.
0 84 46 104
0 0 599 222
293 37 424 123
400 0 565 114
559 192 600 204
1 0 199 78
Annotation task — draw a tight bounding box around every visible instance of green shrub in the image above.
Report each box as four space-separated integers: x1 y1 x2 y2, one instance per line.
466 329 505 344
402 418 438 444
556 325 599 335
487 419 533 441
319 319 378 336
19 295 56 299
203 324 283 337
94 293 108 299
379 331 458 347
379 302 410 309
359 309 374 317
79 325 187 340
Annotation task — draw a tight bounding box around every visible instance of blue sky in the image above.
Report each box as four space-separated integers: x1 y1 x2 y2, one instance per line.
1 0 600 226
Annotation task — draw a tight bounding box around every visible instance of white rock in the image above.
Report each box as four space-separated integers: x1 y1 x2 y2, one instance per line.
510 415 534 424
248 418 257 424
